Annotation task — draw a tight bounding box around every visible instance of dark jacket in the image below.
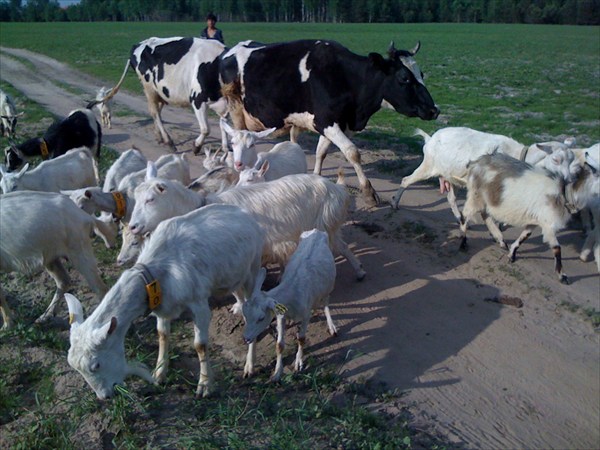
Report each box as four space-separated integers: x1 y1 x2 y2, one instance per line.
201 27 224 44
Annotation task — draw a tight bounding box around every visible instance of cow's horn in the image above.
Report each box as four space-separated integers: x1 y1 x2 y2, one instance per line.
388 41 396 57
409 41 421 56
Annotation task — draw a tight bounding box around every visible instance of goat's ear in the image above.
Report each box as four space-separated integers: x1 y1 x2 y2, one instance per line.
93 317 118 344
535 144 553 155
220 118 235 136
551 155 562 165
84 189 93 199
145 161 157 180
258 160 270 176
155 182 166 193
252 267 267 297
65 293 85 327
255 128 276 139
204 147 211 157
17 163 29 177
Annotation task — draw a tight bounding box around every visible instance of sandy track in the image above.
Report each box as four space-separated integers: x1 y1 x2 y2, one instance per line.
1 47 598 449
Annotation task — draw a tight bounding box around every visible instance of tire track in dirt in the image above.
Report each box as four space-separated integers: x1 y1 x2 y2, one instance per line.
1 47 599 449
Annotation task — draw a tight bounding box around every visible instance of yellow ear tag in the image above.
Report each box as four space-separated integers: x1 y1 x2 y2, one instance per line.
112 192 127 219
40 140 49 159
145 280 162 310
69 313 74 325
274 303 287 315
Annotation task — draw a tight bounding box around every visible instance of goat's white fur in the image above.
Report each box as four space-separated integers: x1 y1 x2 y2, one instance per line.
0 191 116 329
236 141 307 186
0 147 98 194
95 87 112 129
242 229 337 381
103 147 147 192
65 204 264 399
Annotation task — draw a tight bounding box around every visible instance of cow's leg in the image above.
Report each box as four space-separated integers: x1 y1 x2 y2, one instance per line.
323 124 379 206
144 85 176 151
192 102 210 155
313 135 332 175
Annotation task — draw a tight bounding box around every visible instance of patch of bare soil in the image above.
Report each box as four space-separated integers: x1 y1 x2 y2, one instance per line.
1 48 599 449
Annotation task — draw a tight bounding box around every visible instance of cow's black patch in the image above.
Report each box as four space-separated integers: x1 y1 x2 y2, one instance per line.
137 38 194 84
144 73 150 82
195 58 222 107
162 86 170 98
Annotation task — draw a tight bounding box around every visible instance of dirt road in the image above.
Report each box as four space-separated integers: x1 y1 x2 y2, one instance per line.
1 47 598 449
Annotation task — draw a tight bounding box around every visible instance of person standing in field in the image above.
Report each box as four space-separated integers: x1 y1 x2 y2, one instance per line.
201 13 224 44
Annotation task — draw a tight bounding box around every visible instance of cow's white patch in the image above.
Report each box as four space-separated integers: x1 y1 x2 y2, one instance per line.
299 53 311 83
380 100 395 111
225 41 266 89
284 112 316 133
399 56 425 85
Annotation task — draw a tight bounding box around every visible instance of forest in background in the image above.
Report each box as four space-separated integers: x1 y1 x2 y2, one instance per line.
0 0 599 25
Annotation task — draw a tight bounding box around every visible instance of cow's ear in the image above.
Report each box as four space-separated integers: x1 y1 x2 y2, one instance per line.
369 53 389 74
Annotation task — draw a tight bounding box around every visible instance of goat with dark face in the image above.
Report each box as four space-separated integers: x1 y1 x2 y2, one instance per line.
219 39 439 205
4 109 101 171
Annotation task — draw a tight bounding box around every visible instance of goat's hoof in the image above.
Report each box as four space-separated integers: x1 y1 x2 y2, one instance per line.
243 369 253 379
390 196 400 210
193 145 202 155
329 330 338 338
269 375 282 383
195 384 211 398
459 239 468 252
509 254 517 263
356 270 367 281
560 275 570 285
500 242 508 251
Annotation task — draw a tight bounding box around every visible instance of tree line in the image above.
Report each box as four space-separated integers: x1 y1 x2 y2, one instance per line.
1 0 598 25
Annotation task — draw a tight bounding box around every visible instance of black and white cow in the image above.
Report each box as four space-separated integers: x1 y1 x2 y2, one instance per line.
4 109 101 171
219 39 439 205
91 37 226 153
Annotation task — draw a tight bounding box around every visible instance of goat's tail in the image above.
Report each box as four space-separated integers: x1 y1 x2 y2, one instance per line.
86 58 131 109
413 128 431 143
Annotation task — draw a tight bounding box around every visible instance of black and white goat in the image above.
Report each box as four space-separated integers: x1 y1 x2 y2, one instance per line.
4 109 101 171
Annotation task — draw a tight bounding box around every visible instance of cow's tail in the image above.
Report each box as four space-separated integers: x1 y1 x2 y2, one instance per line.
220 80 247 130
86 58 131 109
413 128 431 144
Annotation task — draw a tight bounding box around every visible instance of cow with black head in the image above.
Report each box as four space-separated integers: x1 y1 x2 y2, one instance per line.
219 39 439 206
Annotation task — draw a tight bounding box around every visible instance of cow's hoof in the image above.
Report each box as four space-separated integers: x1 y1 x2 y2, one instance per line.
193 144 202 155
459 239 468 252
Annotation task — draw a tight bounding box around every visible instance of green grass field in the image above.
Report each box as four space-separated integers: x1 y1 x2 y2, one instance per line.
1 22 598 145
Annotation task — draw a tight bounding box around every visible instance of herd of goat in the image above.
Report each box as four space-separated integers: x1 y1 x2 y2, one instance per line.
0 75 598 400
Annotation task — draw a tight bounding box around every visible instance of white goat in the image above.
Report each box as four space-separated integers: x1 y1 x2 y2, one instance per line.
236 141 307 187
0 89 22 139
242 229 337 381
459 153 599 283
65 203 264 399
96 87 112 129
220 118 276 171
127 174 365 280
188 166 239 193
63 187 134 221
0 191 116 328
117 154 190 198
103 147 147 192
391 128 580 222
0 147 98 194
572 144 599 239
203 146 231 170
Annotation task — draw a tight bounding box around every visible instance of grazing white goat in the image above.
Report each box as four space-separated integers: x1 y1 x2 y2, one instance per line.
0 191 116 328
203 146 231 170
391 128 580 222
65 204 264 399
0 89 22 139
63 187 134 221
0 147 98 194
236 141 307 187
117 154 190 198
103 147 147 192
127 174 366 279
188 166 239 193
96 87 112 129
220 118 276 171
116 226 143 266
242 229 337 381
459 154 598 283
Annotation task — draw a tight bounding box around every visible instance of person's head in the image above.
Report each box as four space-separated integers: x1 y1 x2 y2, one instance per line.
206 13 217 28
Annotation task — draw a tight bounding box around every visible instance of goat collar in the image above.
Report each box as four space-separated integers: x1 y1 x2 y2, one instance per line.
111 191 127 220
519 145 529 162
562 181 578 214
39 139 49 160
134 263 162 311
